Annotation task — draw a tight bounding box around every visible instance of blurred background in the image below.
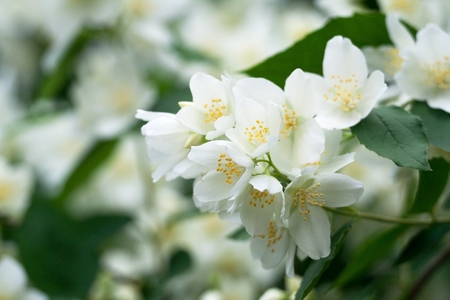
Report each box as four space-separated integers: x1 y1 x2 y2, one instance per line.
1 0 449 299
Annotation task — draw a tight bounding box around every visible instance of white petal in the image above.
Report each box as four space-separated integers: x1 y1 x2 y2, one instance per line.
317 153 355 173
289 206 330 260
357 71 387 118
249 175 283 194
190 72 228 107
240 186 276 236
323 36 368 82
234 78 285 107
284 69 318 118
314 173 364 207
292 118 325 166
250 225 290 269
176 105 212 135
386 14 415 49
193 171 234 202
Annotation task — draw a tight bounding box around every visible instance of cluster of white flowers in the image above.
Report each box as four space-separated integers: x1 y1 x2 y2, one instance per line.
137 35 391 275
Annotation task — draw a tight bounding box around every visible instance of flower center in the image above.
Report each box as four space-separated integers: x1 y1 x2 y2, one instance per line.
244 119 269 144
203 99 226 124
293 182 326 221
384 48 403 76
324 74 361 112
422 57 450 90
0 182 13 203
216 153 243 184
255 221 284 253
248 188 274 209
280 104 297 138
390 0 414 12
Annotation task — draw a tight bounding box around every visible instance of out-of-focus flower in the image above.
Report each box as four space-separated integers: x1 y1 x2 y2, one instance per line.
0 157 33 221
13 112 93 193
72 44 156 138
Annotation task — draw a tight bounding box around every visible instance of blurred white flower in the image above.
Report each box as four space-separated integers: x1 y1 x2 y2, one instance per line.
14 112 93 193
0 156 33 221
72 44 156 138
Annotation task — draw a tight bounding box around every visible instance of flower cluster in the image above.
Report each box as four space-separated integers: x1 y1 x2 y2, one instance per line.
137 36 388 276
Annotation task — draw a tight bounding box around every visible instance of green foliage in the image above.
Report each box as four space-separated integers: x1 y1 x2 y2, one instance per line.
15 198 131 299
295 222 352 300
408 158 450 214
245 13 391 87
410 101 450 152
333 225 409 288
351 106 430 171
395 224 450 266
55 138 118 206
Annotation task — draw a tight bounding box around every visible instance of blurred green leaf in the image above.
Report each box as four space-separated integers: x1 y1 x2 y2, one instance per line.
227 226 251 241
245 13 390 87
407 158 450 214
167 249 192 278
16 199 130 299
410 101 450 152
395 224 450 266
296 221 352 300
55 138 118 206
351 106 430 171
333 225 409 288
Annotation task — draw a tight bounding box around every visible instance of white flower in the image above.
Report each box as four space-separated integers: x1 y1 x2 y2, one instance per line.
0 156 33 220
284 167 363 259
225 98 281 158
395 24 450 113
188 141 254 206
177 72 235 140
136 110 205 182
311 36 387 129
236 175 284 236
0 255 27 298
72 45 155 138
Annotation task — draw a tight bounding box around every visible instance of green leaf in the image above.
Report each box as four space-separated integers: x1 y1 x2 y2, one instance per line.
55 138 118 206
395 224 450 265
227 226 251 241
295 221 352 300
333 225 408 288
410 101 450 152
245 13 390 87
167 249 192 278
407 158 450 214
15 199 130 299
351 106 430 171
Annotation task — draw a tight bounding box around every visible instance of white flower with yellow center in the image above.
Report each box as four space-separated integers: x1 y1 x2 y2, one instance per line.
396 24 450 113
311 36 387 129
177 72 235 140
235 175 284 236
284 167 363 259
136 110 206 182
225 97 281 158
188 141 254 205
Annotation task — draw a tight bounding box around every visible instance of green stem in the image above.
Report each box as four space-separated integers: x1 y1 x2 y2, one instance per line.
266 153 291 183
324 207 450 225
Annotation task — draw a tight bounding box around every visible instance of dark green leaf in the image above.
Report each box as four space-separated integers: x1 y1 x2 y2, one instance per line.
351 106 430 171
245 13 390 87
395 224 450 265
410 101 450 152
167 249 192 278
55 139 118 206
333 225 408 288
295 221 352 300
227 226 251 241
408 158 450 214
16 200 130 299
